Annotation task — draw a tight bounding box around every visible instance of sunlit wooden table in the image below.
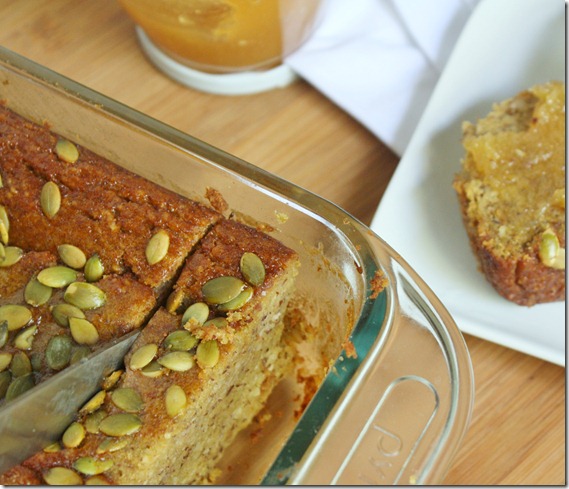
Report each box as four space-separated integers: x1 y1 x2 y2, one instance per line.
0 1 564 485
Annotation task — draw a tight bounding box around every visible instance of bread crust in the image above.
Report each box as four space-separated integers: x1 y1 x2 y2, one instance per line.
0 104 300 484
453 81 565 306
455 186 565 305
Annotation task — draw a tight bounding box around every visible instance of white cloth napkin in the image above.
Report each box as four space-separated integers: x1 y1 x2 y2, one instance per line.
285 0 480 156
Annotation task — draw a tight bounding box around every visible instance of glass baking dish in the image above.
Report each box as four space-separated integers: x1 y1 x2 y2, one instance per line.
0 46 474 485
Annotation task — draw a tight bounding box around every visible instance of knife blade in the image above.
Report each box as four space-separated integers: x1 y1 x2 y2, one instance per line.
0 329 139 475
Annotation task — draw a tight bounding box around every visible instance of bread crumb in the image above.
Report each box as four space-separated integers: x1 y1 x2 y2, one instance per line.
370 269 388 299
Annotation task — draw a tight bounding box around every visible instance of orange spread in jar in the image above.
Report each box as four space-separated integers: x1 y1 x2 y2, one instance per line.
118 0 321 73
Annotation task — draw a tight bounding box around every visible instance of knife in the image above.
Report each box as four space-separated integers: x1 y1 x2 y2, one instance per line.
0 329 139 475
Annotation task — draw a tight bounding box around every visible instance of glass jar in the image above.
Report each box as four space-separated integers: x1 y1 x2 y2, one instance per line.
118 0 323 94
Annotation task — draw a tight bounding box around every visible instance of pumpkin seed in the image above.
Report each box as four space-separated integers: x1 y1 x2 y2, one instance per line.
0 221 7 246
0 205 9 232
43 466 83 485
70 345 91 364
140 360 164 378
85 409 108 434
165 288 184 314
10 351 32 377
46 335 73 370
55 138 79 164
96 437 129 454
554 248 566 269
0 371 11 398
51 303 86 327
37 266 77 288
181 302 209 327
0 352 12 372
216 286 253 312
62 421 85 448
202 276 245 305
0 321 8 348
240 252 266 287
14 325 37 350
64 282 107 310
80 390 106 414
98 413 142 437
0 304 32 331
552 188 565 209
157 351 195 372
111 387 144 413
539 229 559 261
5 372 34 400
43 441 61 453
163 330 198 352
145 229 169 265
539 229 565 269
0 246 23 267
84 254 104 282
69 317 99 345
0 205 9 245
85 475 110 485
165 384 187 418
30 352 42 371
24 277 53 307
102 369 123 390
74 456 114 476
129 343 158 371
203 317 228 329
57 244 86 269
196 340 220 368
40 181 61 218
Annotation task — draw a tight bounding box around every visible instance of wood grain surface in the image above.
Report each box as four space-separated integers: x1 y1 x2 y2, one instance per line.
0 0 564 485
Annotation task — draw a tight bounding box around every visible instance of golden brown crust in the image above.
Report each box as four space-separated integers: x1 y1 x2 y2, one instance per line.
0 465 42 485
0 250 56 297
0 102 221 396
0 104 221 288
453 81 566 306
455 188 565 305
0 105 300 484
172 218 297 313
3 219 299 485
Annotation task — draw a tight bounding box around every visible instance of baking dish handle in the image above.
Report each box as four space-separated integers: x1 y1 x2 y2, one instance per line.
286 233 474 485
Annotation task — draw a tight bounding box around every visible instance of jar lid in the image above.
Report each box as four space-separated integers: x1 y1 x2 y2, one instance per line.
136 28 298 96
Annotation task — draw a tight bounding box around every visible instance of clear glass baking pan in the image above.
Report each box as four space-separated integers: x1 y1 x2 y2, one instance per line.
0 46 474 485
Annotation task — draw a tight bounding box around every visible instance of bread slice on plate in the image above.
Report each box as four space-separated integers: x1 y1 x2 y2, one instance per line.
453 81 565 306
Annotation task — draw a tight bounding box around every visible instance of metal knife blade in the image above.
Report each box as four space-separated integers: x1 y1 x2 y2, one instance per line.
0 329 139 475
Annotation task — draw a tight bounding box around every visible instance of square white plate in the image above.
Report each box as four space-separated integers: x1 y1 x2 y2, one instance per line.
371 0 565 366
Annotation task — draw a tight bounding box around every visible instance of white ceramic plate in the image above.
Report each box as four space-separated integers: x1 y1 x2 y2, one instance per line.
371 0 565 366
